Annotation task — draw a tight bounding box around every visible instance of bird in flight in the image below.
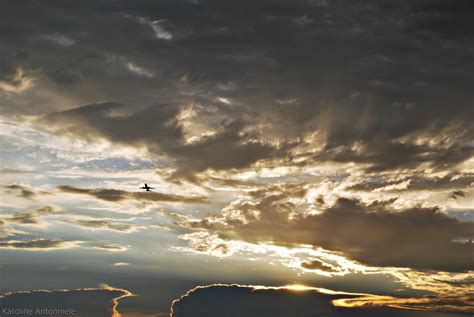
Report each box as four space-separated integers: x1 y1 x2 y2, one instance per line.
140 183 154 191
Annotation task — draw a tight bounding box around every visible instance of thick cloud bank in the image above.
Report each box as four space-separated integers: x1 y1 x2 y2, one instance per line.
170 284 471 317
188 195 474 272
0 285 133 317
0 0 471 178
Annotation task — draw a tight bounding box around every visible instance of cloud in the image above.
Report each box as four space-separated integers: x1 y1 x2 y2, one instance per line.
126 62 154 78
176 231 232 257
0 206 60 239
0 227 27 239
186 191 474 272
301 259 338 272
98 283 136 317
4 184 40 199
170 284 471 316
0 285 133 317
39 33 76 46
5 205 59 226
0 238 79 250
0 168 35 174
137 17 173 40
113 262 130 266
0 68 34 94
41 103 284 179
333 293 474 313
57 185 209 204
349 173 474 192
0 2 471 315
73 219 138 233
94 244 128 252
0 1 470 177
5 0 467 179
450 190 467 200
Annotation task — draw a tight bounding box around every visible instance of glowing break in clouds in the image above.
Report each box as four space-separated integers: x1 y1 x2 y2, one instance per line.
169 284 473 317
0 68 34 95
98 284 135 317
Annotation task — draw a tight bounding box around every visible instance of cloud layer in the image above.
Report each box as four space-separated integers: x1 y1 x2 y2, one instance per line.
0 285 133 317
57 185 209 203
186 192 474 272
170 284 472 317
0 1 472 315
1 0 471 178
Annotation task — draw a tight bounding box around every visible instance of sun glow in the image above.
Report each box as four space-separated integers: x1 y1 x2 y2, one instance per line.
285 284 312 292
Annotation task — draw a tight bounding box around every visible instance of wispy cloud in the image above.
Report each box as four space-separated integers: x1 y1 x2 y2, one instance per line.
73 218 139 233
137 17 173 40
94 244 128 252
0 238 79 250
126 62 154 78
113 262 131 266
6 205 59 226
3 184 48 200
57 185 209 204
0 68 34 94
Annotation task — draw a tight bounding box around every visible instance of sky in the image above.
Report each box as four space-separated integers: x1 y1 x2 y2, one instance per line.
0 0 473 316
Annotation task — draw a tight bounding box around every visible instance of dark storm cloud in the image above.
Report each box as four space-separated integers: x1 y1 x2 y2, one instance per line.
170 284 470 317
41 102 283 179
188 190 474 272
208 177 262 188
57 184 209 203
0 285 132 317
0 0 471 176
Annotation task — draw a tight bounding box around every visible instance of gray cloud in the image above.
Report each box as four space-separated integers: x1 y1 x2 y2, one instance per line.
74 219 137 233
0 68 34 95
450 190 467 200
0 1 470 177
7 205 58 225
187 189 474 272
170 284 471 317
0 168 35 174
301 260 338 272
4 184 40 200
0 2 472 314
41 103 283 179
0 285 133 317
0 238 78 250
94 244 128 252
57 184 209 203
0 227 26 239
349 173 474 192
